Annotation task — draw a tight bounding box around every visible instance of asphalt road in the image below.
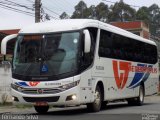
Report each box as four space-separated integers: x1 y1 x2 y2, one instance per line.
0 96 160 120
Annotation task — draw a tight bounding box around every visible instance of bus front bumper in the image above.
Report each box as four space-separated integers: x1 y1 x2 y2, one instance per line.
11 86 81 106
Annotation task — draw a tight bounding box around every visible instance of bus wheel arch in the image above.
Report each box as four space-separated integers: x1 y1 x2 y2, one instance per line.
140 82 145 96
97 81 108 109
87 81 104 112
97 81 104 102
127 82 145 106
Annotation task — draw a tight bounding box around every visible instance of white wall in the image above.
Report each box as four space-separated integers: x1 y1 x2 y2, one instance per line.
0 64 12 103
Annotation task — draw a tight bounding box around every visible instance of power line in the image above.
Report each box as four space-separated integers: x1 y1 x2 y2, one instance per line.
0 0 34 10
42 6 60 17
0 2 33 11
0 4 34 17
0 1 32 8
0 0 63 21
40 7 59 20
0 3 34 15
25 0 34 3
102 0 140 8
43 0 67 14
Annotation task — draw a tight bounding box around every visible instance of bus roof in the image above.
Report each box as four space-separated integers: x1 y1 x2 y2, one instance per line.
19 19 156 46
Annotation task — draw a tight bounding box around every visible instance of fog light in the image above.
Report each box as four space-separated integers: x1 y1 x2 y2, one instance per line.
12 96 15 101
12 96 19 102
66 94 77 101
72 95 77 100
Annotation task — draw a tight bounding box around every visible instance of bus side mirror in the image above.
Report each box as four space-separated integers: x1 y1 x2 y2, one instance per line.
1 34 18 55
83 29 91 53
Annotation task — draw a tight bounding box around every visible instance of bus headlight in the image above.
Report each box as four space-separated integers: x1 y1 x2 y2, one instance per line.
59 80 80 90
11 83 23 92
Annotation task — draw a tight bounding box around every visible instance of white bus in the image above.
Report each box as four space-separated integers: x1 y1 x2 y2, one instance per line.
1 19 159 113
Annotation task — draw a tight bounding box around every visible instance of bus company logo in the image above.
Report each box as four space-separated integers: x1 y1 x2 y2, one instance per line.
29 81 40 86
16 81 40 87
112 60 157 89
113 60 131 89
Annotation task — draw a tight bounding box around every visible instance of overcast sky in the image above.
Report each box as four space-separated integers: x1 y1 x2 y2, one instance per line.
0 0 159 30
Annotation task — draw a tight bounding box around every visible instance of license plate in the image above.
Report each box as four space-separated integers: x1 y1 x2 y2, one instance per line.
35 102 48 106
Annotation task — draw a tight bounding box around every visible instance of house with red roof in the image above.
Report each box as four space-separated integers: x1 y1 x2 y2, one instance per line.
111 21 150 39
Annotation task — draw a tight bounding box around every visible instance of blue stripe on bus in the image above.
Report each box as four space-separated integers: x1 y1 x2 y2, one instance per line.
128 64 145 88
16 82 29 87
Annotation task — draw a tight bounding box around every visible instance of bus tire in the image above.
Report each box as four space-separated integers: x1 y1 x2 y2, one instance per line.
87 85 102 112
127 85 144 106
34 106 49 114
136 85 144 106
101 101 108 109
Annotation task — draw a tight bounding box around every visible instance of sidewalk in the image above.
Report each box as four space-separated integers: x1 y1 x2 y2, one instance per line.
0 105 34 114
144 95 160 103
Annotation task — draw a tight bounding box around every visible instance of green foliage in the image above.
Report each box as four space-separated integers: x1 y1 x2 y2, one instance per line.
60 12 70 19
136 7 149 23
87 5 96 19
109 0 136 22
148 4 160 35
61 0 160 36
71 1 88 18
96 2 109 22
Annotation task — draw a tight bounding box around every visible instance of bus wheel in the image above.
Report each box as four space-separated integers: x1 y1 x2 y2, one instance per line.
87 85 102 112
101 101 108 109
127 85 144 106
136 85 144 106
34 106 49 114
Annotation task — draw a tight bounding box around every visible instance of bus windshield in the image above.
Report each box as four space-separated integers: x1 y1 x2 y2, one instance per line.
13 31 80 79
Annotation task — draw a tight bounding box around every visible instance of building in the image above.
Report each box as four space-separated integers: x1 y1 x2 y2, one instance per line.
111 21 150 39
0 29 20 61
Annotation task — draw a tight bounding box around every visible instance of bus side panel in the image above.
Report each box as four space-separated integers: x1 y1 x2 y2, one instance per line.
79 69 95 104
92 58 159 101
92 58 138 101
145 63 159 95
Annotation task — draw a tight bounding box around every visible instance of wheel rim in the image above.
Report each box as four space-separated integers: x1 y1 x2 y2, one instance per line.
94 90 101 106
139 87 144 102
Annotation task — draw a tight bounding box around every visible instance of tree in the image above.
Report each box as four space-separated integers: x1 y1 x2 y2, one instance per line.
136 7 149 24
109 0 136 22
87 5 97 19
96 2 109 22
60 12 70 19
148 4 160 35
135 4 160 36
71 1 88 18
149 4 160 21
64 0 160 37
45 14 50 20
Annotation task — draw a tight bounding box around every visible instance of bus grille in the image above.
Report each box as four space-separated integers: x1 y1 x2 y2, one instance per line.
23 96 60 102
21 88 63 94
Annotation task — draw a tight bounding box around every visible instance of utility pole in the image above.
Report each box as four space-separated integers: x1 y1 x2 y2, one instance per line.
35 0 41 23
